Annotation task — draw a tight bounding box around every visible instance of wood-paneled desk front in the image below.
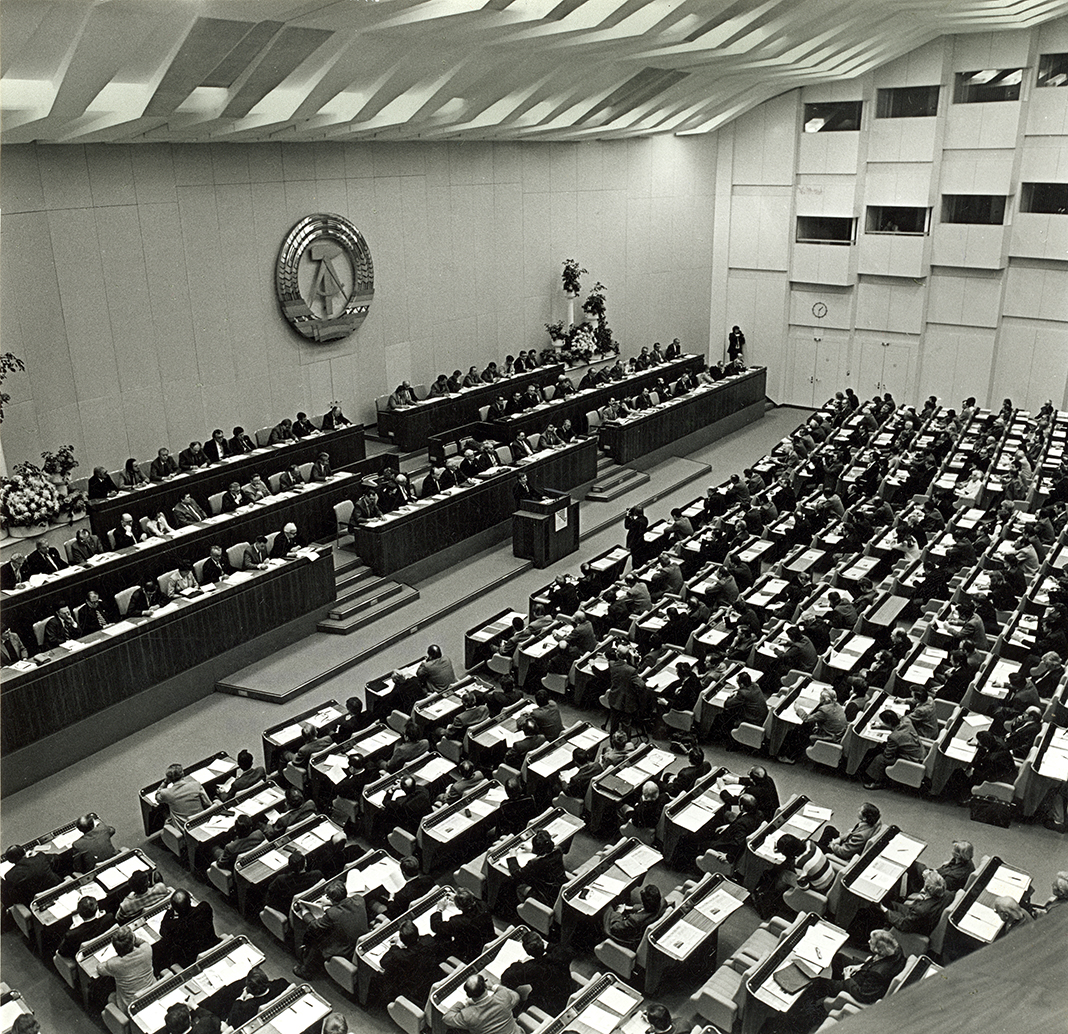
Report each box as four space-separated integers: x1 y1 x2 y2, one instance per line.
87 423 366 538
378 364 565 452
598 368 767 465
352 885 455 1005
1 549 336 756
559 837 662 947
233 815 342 918
2 465 367 641
353 437 597 576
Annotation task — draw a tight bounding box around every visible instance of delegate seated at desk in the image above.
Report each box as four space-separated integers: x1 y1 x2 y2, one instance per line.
0 843 62 909
70 814 118 873
87 466 119 500
203 429 231 463
57 895 115 958
214 814 266 871
152 889 219 971
112 513 138 548
178 441 210 472
77 589 116 634
243 474 272 503
370 856 436 921
270 522 306 558
387 382 418 409
265 852 323 914
604 884 663 948
200 967 289 1030
429 887 495 963
507 829 566 907
157 764 211 828
23 540 68 578
172 493 207 527
220 481 245 513
381 920 445 1005
149 448 179 481
99 927 156 1016
43 603 79 649
443 975 522 1034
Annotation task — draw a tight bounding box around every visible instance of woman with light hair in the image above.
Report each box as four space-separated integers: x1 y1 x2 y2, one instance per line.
884 870 947 935
785 928 905 1029
1042 872 1068 913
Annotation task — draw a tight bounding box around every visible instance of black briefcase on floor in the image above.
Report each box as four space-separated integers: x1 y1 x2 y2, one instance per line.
969 794 1015 828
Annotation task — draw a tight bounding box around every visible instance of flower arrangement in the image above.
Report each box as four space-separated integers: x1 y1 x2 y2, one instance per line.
582 281 607 322
561 259 586 297
59 489 88 522
0 462 61 528
41 444 79 480
545 320 567 343
0 352 25 424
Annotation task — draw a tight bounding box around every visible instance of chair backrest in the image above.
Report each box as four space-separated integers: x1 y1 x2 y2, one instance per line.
115 586 139 617
299 462 313 480
268 473 282 493
928 890 963 956
334 500 354 525
376 394 391 412
33 618 49 647
587 410 602 429
311 414 323 429
255 426 272 447
227 542 250 570
208 492 225 516
265 531 279 555
139 516 152 535
193 558 209 584
157 569 178 594
479 406 490 421
495 446 512 466
529 433 541 451
413 383 429 401
63 538 77 563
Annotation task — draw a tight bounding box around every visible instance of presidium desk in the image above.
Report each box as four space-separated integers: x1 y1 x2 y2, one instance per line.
376 364 566 453
597 367 767 465
353 436 597 576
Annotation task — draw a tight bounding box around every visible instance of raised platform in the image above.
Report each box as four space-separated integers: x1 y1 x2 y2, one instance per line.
212 451 709 706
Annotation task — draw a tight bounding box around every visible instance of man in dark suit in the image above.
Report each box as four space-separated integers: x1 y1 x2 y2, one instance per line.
421 467 443 498
0 551 29 589
203 429 231 463
380 920 443 1004
153 889 219 971
376 856 435 919
57 895 116 958
149 447 179 481
229 426 255 454
0 843 62 909
213 814 266 871
264 851 323 914
220 751 266 802
22 540 67 578
178 442 209 471
219 481 244 514
507 830 565 907
43 602 79 649
200 967 289 1029
87 466 119 500
200 546 232 584
429 888 494 962
294 881 363 977
270 523 305 559
172 493 207 527
70 814 118 873
77 590 116 635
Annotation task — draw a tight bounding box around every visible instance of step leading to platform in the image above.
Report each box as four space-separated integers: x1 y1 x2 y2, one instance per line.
585 463 651 502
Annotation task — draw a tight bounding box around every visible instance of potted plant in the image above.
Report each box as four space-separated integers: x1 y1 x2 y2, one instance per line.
59 489 88 524
582 281 607 322
561 259 586 297
545 320 567 346
0 461 61 536
41 444 78 492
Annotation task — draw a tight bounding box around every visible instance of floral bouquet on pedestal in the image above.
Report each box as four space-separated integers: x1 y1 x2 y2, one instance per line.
1 461 61 530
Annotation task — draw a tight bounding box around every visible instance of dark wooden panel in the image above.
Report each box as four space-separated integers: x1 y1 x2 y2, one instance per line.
87 425 366 538
377 365 565 452
486 354 703 441
598 367 767 464
0 550 335 754
354 437 597 575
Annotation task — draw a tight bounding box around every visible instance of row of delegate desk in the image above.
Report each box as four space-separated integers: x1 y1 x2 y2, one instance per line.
353 436 598 575
486 354 704 442
376 364 567 452
597 367 767 465
85 423 367 540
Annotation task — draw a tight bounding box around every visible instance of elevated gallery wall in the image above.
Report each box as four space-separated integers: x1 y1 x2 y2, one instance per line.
709 18 1068 413
0 135 717 470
